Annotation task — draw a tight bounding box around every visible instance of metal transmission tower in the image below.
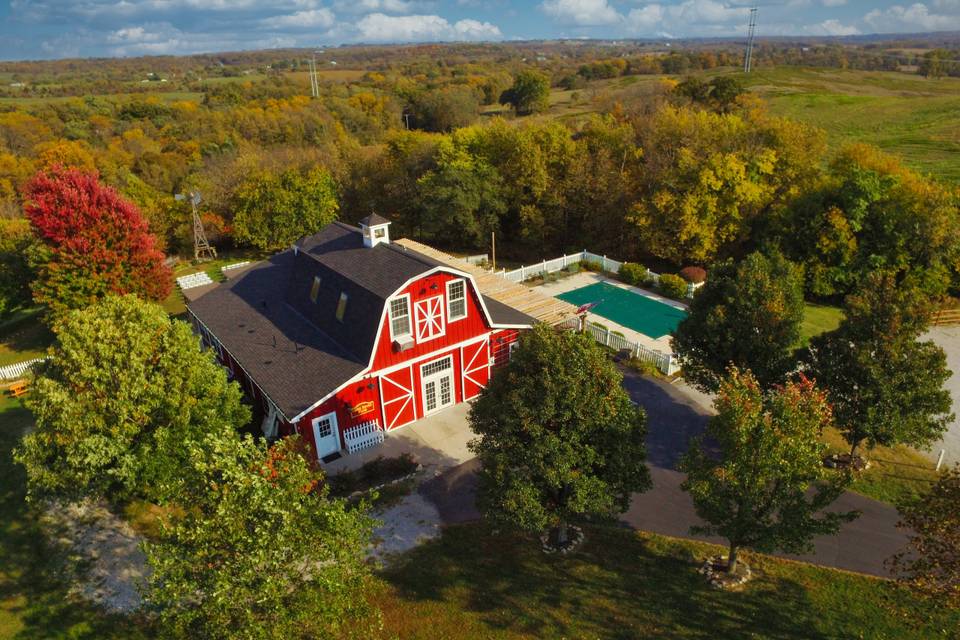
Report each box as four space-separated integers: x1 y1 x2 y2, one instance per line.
744 3 758 73
175 191 217 262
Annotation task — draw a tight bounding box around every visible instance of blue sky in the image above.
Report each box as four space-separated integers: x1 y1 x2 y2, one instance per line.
0 1 958 60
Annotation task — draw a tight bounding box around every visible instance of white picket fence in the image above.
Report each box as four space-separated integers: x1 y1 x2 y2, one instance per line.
344 419 385 455
499 250 705 297
558 317 680 375
221 261 250 275
0 357 46 380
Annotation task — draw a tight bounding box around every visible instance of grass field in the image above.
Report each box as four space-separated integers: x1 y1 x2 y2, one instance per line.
0 309 51 367
799 303 843 347
378 523 958 639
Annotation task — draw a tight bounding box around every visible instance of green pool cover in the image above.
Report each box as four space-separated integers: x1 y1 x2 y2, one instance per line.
556 282 687 339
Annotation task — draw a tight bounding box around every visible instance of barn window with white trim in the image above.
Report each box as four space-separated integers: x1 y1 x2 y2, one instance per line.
389 296 411 338
447 279 467 321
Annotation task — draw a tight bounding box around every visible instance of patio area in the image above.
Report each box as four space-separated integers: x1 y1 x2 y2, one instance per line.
324 402 476 476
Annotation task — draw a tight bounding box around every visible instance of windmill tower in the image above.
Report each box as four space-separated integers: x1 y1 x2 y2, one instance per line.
744 3 759 73
176 191 217 262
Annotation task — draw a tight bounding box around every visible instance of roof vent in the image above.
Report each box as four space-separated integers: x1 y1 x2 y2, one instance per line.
359 212 391 248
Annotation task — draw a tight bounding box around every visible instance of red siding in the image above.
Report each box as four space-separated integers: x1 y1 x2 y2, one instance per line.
370 271 490 370
491 329 521 368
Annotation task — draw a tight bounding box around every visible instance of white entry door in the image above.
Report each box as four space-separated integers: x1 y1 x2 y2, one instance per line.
421 356 455 415
311 412 340 460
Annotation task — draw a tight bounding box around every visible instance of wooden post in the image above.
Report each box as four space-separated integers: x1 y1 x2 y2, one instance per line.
491 231 496 271
936 449 946 471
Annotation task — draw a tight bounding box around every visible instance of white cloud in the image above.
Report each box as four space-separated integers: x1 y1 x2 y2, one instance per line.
666 0 749 25
334 0 419 13
261 7 335 29
355 12 501 41
540 0 621 27
625 4 664 31
864 3 960 32
816 18 860 35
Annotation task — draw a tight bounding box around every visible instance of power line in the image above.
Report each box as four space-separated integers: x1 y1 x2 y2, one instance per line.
744 2 758 73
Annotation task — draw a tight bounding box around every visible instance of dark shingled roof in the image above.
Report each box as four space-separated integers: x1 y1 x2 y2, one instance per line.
359 212 391 227
188 222 533 420
187 250 366 419
482 294 536 327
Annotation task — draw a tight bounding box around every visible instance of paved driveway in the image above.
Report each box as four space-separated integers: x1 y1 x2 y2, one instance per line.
421 368 909 578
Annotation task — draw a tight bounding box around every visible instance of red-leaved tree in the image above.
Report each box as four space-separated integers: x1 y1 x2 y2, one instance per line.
25 166 172 317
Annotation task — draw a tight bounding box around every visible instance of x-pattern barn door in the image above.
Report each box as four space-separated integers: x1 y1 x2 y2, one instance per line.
379 366 416 430
415 295 445 342
460 340 490 400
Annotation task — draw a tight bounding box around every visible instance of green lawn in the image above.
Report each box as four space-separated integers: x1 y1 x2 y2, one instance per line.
821 427 940 507
378 523 958 639
799 303 843 346
0 396 150 639
0 309 52 367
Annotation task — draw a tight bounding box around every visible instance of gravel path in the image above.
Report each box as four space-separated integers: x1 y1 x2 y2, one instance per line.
369 491 442 561
41 500 148 614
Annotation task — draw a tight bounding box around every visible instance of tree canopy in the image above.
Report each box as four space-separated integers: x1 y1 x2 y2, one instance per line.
673 250 805 393
806 272 954 457
24 166 172 318
144 435 378 640
15 295 249 502
499 71 550 116
468 324 651 546
232 165 339 251
681 368 856 573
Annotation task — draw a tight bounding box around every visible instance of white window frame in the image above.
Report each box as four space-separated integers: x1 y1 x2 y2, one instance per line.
335 292 348 323
419 356 455 415
388 294 412 341
446 278 468 323
309 275 322 303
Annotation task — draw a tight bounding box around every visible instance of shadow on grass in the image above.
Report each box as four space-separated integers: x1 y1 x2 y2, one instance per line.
381 523 830 639
0 399 151 639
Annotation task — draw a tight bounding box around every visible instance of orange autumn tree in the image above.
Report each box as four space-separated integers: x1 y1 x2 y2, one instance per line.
24 165 172 317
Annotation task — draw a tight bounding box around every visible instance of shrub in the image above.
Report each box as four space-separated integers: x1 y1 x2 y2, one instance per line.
659 273 688 299
619 262 647 286
583 260 603 273
679 266 707 284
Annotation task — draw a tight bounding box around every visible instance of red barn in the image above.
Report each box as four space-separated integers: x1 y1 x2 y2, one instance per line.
187 215 533 463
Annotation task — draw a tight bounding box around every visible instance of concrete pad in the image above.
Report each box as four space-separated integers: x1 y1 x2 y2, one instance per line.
926 325 960 466
324 402 475 476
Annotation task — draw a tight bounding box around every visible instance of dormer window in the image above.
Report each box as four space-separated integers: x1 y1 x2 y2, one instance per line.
309 276 322 303
336 292 348 323
447 279 467 322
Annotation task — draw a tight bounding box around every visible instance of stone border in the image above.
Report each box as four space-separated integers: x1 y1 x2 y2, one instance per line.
539 525 585 555
699 555 752 589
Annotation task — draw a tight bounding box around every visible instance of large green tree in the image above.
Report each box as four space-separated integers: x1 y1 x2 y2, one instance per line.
499 70 550 116
673 250 805 393
889 463 960 610
468 324 651 546
806 272 954 458
0 218 37 317
15 295 249 502
143 435 378 640
232 166 339 250
777 144 960 299
681 368 856 573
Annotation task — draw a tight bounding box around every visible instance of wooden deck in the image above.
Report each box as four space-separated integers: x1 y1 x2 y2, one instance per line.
395 239 578 326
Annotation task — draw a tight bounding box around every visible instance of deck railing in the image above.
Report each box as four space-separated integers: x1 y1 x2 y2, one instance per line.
558 317 680 376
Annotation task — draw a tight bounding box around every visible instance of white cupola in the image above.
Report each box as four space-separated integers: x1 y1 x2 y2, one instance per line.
359 212 391 248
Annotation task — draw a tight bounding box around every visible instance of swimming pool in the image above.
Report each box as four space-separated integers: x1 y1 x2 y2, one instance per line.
556 282 687 339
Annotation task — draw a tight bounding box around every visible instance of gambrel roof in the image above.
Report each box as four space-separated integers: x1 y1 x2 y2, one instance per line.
187 222 534 419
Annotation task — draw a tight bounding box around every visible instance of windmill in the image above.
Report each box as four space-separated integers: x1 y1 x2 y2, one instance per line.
175 191 216 262
744 2 759 73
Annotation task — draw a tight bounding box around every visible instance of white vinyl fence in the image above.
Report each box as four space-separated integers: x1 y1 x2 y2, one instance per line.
344 420 385 455
498 250 703 297
558 317 680 376
176 271 214 290
0 357 46 380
